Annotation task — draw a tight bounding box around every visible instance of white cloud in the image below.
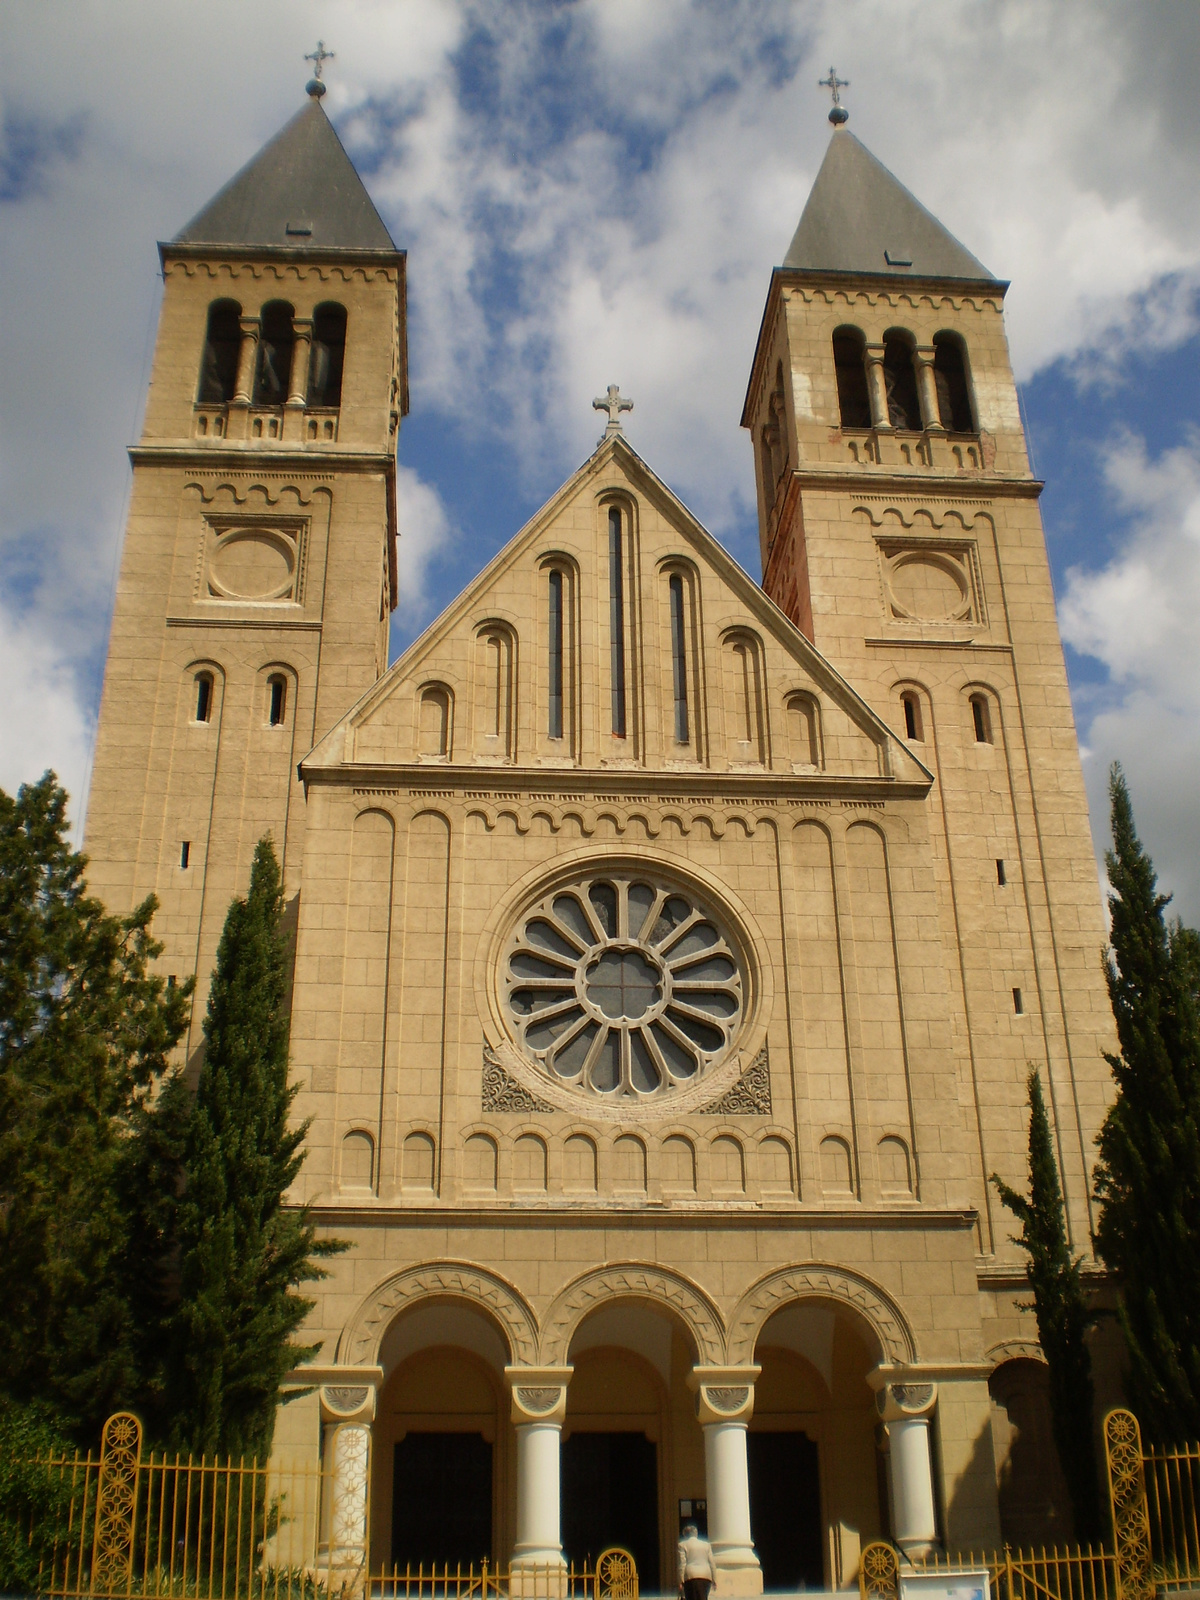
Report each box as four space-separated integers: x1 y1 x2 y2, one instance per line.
392 465 455 648
3 0 1200 873
1061 433 1200 923
0 595 93 839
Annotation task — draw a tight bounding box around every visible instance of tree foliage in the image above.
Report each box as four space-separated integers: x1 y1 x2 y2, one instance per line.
164 837 343 1462
0 773 192 1440
0 1397 76 1596
993 1070 1102 1542
1094 764 1200 1442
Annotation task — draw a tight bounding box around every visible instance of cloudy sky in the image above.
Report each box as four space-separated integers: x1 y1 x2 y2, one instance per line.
2 0 1198 921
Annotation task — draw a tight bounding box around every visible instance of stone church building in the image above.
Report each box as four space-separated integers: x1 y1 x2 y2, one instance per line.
84 81 1117 1590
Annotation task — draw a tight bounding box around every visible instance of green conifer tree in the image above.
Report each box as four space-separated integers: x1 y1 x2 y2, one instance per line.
1094 765 1200 1442
166 837 343 1461
993 1070 1103 1543
0 773 191 1440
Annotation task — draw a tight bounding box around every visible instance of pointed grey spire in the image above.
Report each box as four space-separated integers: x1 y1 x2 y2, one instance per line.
784 130 995 281
174 97 396 253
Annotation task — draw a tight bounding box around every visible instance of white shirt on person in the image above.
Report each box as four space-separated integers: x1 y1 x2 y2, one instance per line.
678 1533 718 1587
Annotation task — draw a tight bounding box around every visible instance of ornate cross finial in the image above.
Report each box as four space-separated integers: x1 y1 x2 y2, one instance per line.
593 384 633 440
305 41 336 98
819 66 849 126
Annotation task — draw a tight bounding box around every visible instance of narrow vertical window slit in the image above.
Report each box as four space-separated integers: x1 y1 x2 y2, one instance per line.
609 509 626 738
669 574 689 745
548 570 564 740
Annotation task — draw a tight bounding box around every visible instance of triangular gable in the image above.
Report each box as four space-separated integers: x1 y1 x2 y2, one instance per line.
303 435 930 789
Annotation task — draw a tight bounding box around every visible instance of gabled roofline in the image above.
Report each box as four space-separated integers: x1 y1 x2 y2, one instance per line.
740 265 1009 429
299 431 934 788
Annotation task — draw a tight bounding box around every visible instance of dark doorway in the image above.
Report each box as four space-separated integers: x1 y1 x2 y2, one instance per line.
562 1431 660 1590
392 1433 492 1569
748 1431 823 1590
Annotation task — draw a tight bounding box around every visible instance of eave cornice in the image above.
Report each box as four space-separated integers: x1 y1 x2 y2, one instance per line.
297 761 933 804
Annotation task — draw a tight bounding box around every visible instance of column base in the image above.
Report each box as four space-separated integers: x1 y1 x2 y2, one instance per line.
509 1553 568 1599
712 1555 764 1598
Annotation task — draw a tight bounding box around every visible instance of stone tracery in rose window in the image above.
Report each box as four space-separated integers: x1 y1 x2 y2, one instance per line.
503 873 744 1099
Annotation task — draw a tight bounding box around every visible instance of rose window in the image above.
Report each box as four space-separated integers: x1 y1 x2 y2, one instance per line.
504 874 743 1098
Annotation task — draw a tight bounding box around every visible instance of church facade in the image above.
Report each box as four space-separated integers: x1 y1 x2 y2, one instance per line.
84 86 1117 1589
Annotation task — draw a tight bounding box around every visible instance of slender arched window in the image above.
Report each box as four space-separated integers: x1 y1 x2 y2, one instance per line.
609 508 626 738
934 332 975 433
902 690 923 742
267 674 287 727
833 327 872 428
883 334 922 430
669 574 689 745
198 301 241 404
548 570 564 740
308 303 346 408
194 671 214 723
970 692 992 744
253 301 295 404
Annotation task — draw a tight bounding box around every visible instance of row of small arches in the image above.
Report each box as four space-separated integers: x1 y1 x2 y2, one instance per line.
198 297 346 409
899 682 995 745
417 602 825 771
190 665 291 728
340 1127 915 1199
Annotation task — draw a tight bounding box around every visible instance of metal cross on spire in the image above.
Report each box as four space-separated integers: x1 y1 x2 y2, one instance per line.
305 41 336 98
819 66 850 126
593 384 633 440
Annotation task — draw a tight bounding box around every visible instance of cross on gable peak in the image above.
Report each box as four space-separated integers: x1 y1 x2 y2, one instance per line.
593 384 633 440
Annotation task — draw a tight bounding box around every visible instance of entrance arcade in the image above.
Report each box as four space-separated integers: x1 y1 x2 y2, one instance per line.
350 1273 930 1590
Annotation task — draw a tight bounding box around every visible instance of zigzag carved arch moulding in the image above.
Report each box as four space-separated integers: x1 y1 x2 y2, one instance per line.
727 1264 916 1366
339 1260 539 1368
539 1263 726 1366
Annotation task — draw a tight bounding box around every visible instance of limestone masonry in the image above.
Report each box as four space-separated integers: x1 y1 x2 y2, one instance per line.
84 94 1119 1584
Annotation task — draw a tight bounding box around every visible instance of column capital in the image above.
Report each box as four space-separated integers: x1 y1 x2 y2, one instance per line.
505 1364 572 1426
863 342 886 363
874 1381 938 1423
688 1364 760 1426
912 344 937 366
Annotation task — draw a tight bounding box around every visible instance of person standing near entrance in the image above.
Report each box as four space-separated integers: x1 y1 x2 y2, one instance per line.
678 1523 718 1600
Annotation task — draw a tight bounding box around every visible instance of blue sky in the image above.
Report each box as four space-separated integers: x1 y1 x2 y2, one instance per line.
2 0 1199 920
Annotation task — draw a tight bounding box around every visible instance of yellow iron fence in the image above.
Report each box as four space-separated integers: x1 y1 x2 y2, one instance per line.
859 1408 1200 1600
5 1411 637 1600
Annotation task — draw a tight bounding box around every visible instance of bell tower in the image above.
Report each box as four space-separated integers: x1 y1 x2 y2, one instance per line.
742 110 1114 1261
84 80 407 1057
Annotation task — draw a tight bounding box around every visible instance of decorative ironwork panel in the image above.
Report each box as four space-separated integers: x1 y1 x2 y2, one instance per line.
858 1540 899 1600
595 1547 638 1600
91 1412 142 1595
1106 1408 1153 1600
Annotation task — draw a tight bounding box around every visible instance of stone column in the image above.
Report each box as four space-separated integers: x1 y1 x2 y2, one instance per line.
233 315 260 405
506 1366 572 1595
864 343 891 430
689 1368 763 1597
913 346 944 431
288 318 313 408
876 1382 939 1557
319 1383 376 1595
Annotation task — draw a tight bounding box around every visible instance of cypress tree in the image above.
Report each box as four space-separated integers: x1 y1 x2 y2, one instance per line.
0 773 191 1440
165 837 344 1461
993 1070 1103 1544
1093 764 1200 1442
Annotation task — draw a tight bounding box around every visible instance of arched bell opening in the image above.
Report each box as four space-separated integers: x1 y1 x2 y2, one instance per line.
372 1300 516 1574
564 1299 702 1592
750 1301 883 1592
